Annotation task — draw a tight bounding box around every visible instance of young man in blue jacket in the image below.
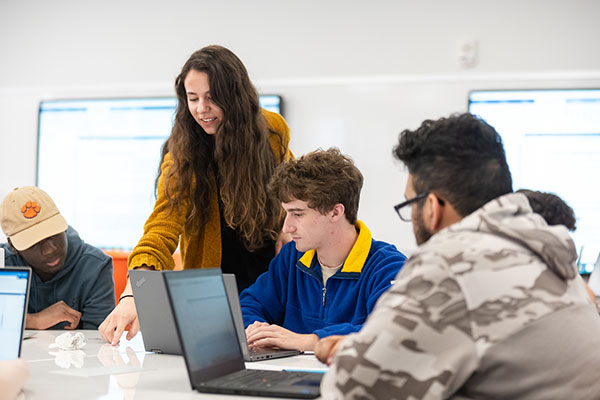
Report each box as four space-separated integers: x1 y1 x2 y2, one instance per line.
241 148 406 352
0 186 115 330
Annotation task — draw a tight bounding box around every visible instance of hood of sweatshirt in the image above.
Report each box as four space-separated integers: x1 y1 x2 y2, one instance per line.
445 192 578 281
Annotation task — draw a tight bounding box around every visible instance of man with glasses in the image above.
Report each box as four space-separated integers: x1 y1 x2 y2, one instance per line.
317 113 600 399
240 148 406 352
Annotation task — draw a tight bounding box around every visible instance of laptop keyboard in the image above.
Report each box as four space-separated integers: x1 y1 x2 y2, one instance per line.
248 346 280 357
203 369 304 389
248 347 265 357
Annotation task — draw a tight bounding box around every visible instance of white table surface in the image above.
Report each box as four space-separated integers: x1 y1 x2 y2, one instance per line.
20 330 327 400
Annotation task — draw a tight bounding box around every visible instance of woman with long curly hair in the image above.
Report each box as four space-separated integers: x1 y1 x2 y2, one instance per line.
99 45 292 345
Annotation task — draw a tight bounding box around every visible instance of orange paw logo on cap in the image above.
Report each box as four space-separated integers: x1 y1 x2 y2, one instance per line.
21 201 41 219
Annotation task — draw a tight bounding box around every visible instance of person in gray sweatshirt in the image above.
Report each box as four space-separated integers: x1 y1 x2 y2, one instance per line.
317 113 600 400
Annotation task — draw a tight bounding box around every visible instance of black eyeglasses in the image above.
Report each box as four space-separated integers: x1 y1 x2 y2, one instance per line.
393 192 429 222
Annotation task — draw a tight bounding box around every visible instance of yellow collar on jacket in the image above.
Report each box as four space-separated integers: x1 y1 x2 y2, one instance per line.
298 220 372 274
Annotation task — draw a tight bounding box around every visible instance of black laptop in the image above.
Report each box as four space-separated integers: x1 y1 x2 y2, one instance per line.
0 267 31 360
129 269 182 355
163 268 322 398
222 273 301 362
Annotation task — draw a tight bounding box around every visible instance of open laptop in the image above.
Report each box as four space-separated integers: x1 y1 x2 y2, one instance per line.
129 269 182 355
223 273 301 362
163 268 322 398
0 267 31 360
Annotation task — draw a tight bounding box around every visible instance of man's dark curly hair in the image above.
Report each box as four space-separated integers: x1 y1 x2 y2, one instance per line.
517 189 577 231
393 113 513 217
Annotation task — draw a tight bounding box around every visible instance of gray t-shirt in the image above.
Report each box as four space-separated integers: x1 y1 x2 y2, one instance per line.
319 261 343 287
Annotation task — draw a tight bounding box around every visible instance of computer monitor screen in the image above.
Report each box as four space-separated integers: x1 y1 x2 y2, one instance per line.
259 95 283 115
37 95 282 250
0 268 30 360
469 89 600 273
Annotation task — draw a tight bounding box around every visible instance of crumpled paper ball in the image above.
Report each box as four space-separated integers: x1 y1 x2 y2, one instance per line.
48 332 87 351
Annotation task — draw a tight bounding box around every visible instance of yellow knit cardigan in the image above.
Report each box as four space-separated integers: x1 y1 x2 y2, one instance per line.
127 109 292 271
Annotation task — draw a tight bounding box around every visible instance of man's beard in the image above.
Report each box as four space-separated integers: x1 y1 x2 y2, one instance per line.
413 204 433 245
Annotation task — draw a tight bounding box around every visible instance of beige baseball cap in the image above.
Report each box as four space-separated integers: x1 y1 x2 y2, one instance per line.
0 186 68 251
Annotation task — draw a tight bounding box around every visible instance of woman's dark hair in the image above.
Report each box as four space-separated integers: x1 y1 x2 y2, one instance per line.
157 45 285 250
393 113 513 216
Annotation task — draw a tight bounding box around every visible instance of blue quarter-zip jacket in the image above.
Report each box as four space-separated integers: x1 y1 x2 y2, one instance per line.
1 226 115 329
240 221 406 338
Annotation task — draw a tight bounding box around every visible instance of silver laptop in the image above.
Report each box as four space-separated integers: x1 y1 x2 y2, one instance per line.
585 252 600 301
163 268 322 398
222 273 301 361
0 267 31 360
129 269 182 355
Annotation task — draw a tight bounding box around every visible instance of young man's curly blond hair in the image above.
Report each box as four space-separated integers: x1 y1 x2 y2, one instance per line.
268 148 363 224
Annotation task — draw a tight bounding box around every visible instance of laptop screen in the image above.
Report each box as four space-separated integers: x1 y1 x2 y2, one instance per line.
164 269 245 383
0 267 31 360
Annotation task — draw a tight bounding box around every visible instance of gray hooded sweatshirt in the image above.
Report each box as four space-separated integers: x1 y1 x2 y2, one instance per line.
321 193 600 399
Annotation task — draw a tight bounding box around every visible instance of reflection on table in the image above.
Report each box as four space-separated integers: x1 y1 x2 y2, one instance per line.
21 330 327 399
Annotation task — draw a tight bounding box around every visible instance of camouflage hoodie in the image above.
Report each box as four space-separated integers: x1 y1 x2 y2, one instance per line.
321 193 600 399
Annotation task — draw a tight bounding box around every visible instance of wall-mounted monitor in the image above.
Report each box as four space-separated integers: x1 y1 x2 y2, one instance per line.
37 95 283 250
258 94 283 116
469 89 600 273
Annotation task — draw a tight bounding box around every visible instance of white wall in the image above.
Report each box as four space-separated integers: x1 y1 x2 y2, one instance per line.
1 0 600 253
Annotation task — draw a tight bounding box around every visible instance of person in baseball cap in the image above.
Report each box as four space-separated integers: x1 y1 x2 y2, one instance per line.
1 186 115 330
1 186 68 252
